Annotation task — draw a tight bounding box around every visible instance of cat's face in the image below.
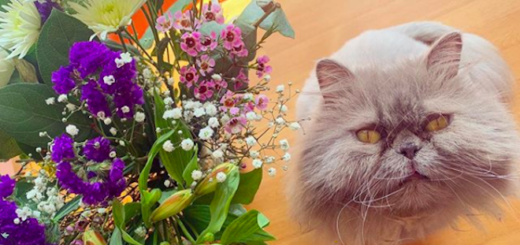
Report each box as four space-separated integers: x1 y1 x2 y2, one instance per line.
301 33 520 214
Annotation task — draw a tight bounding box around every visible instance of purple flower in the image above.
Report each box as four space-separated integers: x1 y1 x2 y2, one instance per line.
256 55 272 78
0 175 15 199
180 66 199 88
81 80 111 118
69 41 111 78
201 3 225 24
196 55 215 76
0 184 48 245
255 94 269 111
83 137 112 162
57 159 126 205
51 134 75 163
225 116 247 134
173 10 198 31
180 32 202 57
234 70 249 91
230 43 248 58
199 32 218 52
221 24 243 51
51 66 76 94
34 0 62 23
156 12 174 33
194 80 215 101
113 83 144 118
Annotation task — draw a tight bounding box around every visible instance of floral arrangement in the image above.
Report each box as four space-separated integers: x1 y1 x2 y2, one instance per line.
0 0 298 244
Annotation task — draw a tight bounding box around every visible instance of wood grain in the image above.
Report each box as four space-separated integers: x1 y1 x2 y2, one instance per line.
246 0 520 244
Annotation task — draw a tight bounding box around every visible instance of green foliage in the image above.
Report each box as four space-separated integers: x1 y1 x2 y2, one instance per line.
232 168 263 205
113 199 145 245
220 210 275 245
36 9 94 85
196 167 240 243
182 147 200 187
0 130 22 160
0 84 93 150
237 0 295 38
52 196 81 222
153 92 195 186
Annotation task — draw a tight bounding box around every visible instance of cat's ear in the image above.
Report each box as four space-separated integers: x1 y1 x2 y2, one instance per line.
426 32 463 79
316 59 354 101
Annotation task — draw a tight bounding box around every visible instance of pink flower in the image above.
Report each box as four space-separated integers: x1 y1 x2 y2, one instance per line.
196 55 215 76
181 32 202 57
202 3 225 24
174 10 198 31
199 32 218 52
194 80 215 101
180 66 199 88
234 70 249 91
220 91 240 112
221 24 243 51
225 116 247 134
255 94 269 111
213 79 228 92
230 43 248 58
156 13 174 33
256 55 272 78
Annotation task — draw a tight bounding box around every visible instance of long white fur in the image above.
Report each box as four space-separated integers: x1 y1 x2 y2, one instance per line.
292 22 520 245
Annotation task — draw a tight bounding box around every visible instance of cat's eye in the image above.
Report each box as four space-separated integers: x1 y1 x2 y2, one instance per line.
356 129 381 144
424 114 450 132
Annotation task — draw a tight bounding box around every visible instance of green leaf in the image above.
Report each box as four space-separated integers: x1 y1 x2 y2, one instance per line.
52 196 81 222
109 228 123 245
196 167 240 243
220 210 275 245
199 22 226 37
113 199 125 228
0 84 93 149
237 0 295 38
138 129 175 227
0 130 22 160
144 229 160 245
232 168 263 204
36 9 94 85
182 147 199 186
153 92 194 186
121 228 144 245
141 0 191 49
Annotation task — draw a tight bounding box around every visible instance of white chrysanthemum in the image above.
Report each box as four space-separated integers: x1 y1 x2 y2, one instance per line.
0 50 14 87
70 0 146 39
0 0 42 59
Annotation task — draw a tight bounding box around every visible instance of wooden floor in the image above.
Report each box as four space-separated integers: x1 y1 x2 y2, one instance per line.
246 0 520 244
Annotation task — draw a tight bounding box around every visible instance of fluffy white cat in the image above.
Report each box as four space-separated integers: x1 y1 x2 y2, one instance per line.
291 22 520 245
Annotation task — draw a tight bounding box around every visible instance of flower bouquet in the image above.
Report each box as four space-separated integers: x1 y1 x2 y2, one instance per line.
0 0 298 244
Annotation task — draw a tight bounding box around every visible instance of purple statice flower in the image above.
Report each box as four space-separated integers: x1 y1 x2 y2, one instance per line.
81 80 111 118
56 41 144 118
0 175 15 199
0 177 48 245
51 134 75 163
113 82 144 118
69 41 112 79
51 66 76 94
34 0 62 23
83 137 112 162
56 159 126 205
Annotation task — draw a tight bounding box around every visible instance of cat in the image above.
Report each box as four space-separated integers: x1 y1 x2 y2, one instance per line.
290 22 520 245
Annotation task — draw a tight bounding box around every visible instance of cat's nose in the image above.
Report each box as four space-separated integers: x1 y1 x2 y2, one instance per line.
399 142 421 159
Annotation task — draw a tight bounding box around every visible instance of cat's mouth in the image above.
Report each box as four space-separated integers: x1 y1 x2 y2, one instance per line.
401 171 429 184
